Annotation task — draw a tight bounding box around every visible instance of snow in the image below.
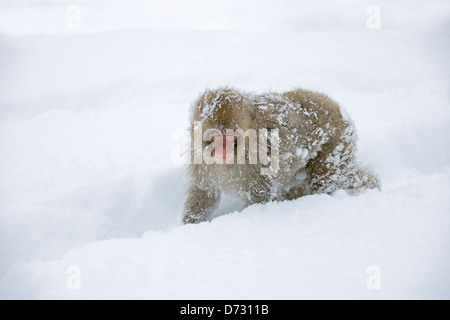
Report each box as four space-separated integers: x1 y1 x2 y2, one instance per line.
1 0 450 299
198 88 242 120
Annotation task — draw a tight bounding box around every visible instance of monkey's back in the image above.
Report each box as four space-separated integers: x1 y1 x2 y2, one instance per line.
248 88 376 196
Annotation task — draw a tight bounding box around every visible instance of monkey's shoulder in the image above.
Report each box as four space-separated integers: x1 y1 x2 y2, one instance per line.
250 89 349 130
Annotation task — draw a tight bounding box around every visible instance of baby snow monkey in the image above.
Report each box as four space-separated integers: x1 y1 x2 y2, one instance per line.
183 88 378 224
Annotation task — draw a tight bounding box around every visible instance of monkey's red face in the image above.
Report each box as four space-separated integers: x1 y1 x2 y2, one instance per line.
198 93 253 164
209 129 238 163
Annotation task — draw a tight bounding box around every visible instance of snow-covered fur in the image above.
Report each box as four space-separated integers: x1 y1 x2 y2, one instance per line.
183 87 379 223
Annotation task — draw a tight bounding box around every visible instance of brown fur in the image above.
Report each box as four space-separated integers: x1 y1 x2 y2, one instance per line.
183 87 379 224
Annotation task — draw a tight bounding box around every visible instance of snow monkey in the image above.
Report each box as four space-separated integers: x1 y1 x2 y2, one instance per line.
183 87 379 224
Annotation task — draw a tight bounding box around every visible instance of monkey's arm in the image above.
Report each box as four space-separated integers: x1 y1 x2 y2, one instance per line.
183 167 221 224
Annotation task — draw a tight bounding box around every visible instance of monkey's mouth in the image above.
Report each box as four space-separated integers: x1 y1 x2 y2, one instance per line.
214 152 233 163
213 144 235 163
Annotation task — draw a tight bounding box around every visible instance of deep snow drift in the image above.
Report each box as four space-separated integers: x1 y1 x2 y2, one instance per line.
0 1 450 299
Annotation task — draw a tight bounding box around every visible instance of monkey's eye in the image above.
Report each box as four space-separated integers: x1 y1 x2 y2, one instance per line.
210 133 221 142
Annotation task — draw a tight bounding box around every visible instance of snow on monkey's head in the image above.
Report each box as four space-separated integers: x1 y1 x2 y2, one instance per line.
195 88 254 163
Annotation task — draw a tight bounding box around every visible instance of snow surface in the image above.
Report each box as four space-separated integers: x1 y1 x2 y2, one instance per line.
1 0 450 299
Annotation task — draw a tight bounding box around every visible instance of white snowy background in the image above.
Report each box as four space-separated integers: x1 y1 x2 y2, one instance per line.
0 0 450 299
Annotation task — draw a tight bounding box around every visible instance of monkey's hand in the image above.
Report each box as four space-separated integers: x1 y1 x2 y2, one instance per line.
183 187 221 224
